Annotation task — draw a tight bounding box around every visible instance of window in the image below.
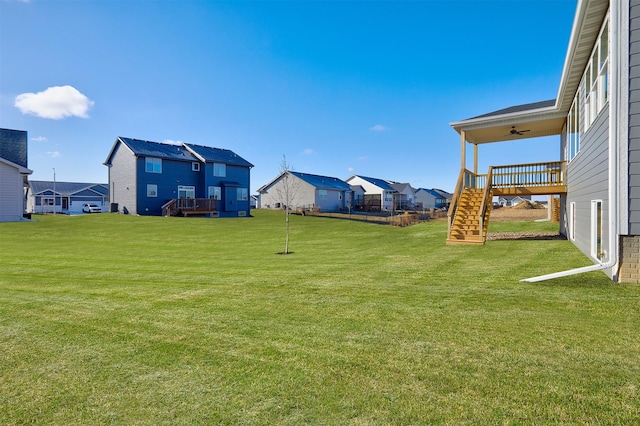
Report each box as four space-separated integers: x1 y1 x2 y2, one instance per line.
192 162 200 172
208 186 221 200
569 202 576 241
567 99 580 161
43 197 54 206
237 188 248 201
318 189 327 199
178 185 195 199
213 163 226 177
584 15 609 130
591 200 603 259
384 192 393 202
145 157 162 173
566 14 608 156
147 184 158 197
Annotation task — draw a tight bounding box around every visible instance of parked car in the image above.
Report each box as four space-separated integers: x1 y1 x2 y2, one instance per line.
82 203 102 213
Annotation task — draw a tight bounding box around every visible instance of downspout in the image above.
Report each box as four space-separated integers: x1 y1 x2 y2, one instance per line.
523 2 622 282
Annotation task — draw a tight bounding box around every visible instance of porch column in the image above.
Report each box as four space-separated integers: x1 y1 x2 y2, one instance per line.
474 143 478 175
460 131 466 170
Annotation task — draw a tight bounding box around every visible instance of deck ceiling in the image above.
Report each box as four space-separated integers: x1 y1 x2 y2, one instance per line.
455 114 566 145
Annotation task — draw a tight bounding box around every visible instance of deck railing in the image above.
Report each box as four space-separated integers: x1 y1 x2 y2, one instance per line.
491 161 565 190
162 198 217 216
447 161 566 240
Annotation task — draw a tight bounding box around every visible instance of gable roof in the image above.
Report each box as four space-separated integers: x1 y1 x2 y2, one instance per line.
104 137 198 164
258 171 350 193
416 188 445 198
0 156 31 174
29 181 108 197
183 143 253 168
348 175 396 191
104 137 253 168
290 171 351 190
431 188 453 199
0 128 28 168
387 182 414 193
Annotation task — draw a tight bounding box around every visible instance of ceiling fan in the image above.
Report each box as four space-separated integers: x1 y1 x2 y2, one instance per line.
508 126 530 136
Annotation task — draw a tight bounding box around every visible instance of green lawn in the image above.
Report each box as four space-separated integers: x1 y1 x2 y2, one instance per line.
1 210 638 424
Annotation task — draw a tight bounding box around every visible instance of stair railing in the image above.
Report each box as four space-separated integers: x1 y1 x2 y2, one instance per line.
448 168 467 237
478 166 494 242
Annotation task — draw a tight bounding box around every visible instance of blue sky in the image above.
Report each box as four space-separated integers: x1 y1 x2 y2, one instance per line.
1 0 577 194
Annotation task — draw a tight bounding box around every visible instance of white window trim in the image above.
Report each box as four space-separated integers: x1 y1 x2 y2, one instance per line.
569 202 576 241
178 185 195 199
147 184 158 198
583 13 609 132
192 162 200 172
145 157 162 173
237 188 248 201
591 200 603 260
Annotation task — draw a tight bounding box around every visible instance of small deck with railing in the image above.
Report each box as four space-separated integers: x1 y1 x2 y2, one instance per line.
447 161 566 244
162 198 217 217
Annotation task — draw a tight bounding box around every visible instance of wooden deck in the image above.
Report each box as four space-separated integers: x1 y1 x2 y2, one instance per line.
447 161 566 245
162 198 217 217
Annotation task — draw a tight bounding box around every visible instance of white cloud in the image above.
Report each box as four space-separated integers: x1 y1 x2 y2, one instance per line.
302 148 314 155
357 156 367 161
14 85 94 119
47 151 61 158
347 167 354 172
162 139 187 145
370 124 387 132
31 136 48 142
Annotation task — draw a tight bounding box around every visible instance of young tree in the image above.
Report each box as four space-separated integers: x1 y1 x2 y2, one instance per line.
275 155 300 254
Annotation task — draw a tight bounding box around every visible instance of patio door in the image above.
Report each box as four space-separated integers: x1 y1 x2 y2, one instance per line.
178 186 195 199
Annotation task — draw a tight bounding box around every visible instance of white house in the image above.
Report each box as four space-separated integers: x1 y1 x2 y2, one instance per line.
0 129 32 222
345 175 396 211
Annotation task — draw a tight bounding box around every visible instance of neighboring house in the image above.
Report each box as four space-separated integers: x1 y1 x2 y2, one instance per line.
449 0 640 283
0 128 32 222
27 181 108 214
432 189 453 208
257 171 352 212
387 182 415 210
104 137 253 217
349 185 366 210
415 188 450 210
497 195 532 207
345 175 396 211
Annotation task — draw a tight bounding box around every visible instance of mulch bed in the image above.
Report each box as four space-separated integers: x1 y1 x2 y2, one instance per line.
486 232 565 241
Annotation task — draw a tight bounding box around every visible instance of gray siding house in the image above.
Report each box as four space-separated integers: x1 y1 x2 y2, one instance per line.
258 171 351 212
0 129 32 222
449 0 640 283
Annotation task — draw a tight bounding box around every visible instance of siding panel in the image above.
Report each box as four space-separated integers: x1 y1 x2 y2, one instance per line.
630 0 640 234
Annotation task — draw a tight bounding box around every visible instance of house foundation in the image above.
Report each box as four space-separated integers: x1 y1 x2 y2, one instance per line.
618 236 640 284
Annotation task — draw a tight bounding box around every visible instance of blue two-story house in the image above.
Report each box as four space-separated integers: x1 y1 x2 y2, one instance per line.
104 137 253 217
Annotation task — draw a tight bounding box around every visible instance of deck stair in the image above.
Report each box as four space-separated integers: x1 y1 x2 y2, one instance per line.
447 187 492 245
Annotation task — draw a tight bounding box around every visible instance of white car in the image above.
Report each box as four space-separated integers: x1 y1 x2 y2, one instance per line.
82 203 101 213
